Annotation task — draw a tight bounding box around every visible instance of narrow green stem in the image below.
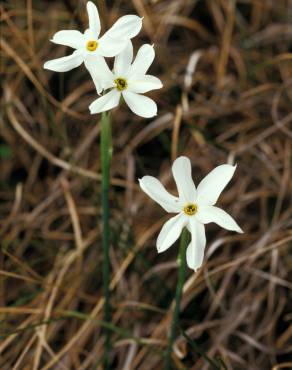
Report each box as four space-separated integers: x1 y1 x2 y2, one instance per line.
164 228 190 370
100 111 112 369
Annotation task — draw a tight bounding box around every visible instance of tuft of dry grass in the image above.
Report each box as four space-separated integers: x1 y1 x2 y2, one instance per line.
1 0 292 369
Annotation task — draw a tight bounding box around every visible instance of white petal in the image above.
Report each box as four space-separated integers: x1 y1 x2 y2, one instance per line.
122 91 157 118
157 213 187 253
172 156 196 203
85 55 114 94
87 1 101 38
139 176 182 213
186 218 206 271
114 41 133 76
84 28 94 40
97 35 128 57
128 44 155 77
128 75 163 93
196 164 237 205
44 50 83 72
196 206 243 233
89 90 120 114
51 30 84 49
105 15 142 40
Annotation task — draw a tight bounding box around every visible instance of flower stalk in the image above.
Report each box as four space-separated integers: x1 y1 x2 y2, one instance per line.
100 111 112 369
164 227 190 370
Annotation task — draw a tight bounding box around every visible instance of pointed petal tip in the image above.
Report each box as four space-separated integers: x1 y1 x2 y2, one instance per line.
231 219 243 234
231 225 243 234
173 155 191 166
230 163 237 172
43 61 54 70
87 1 96 9
139 175 148 181
88 103 95 114
230 226 243 234
187 260 203 272
225 162 237 169
228 220 244 234
138 177 149 185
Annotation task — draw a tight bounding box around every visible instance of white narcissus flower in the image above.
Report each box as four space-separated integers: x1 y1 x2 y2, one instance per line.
44 1 142 78
139 156 243 271
88 42 163 118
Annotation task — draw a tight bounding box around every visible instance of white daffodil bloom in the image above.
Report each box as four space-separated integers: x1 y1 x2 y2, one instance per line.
44 1 142 78
88 42 163 118
139 156 243 271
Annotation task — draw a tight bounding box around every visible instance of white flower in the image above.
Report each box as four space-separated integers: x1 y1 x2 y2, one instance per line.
43 1 142 76
139 156 243 271
88 42 163 118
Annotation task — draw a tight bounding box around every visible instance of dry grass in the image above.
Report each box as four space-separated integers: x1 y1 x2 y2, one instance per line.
1 0 292 369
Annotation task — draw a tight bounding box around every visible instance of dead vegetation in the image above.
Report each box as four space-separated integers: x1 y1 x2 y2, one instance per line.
1 0 292 369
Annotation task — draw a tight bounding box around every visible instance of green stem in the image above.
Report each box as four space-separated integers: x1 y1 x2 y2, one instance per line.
100 111 112 369
164 228 190 370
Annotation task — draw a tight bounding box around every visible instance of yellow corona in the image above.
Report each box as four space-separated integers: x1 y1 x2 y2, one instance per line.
114 78 128 91
183 203 198 216
86 40 98 51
